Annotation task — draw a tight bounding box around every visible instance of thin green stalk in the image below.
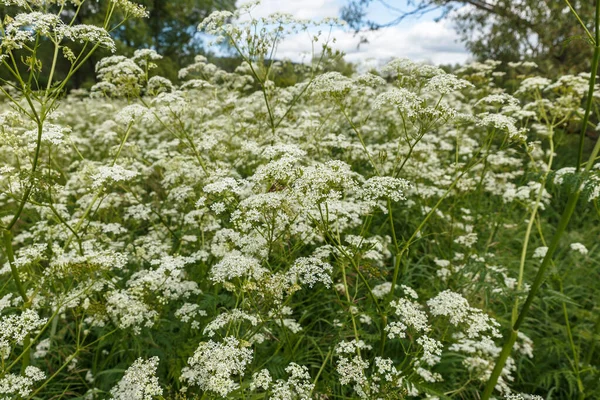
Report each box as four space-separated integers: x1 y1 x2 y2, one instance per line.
483 133 600 398
4 120 43 231
481 190 581 399
583 313 600 366
512 133 555 324
309 347 333 397
564 0 596 44
44 40 61 96
575 2 600 172
2 230 28 303
558 280 585 399
483 5 600 395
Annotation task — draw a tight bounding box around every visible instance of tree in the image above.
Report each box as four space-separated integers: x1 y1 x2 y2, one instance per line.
341 0 595 75
0 0 236 87
81 0 236 82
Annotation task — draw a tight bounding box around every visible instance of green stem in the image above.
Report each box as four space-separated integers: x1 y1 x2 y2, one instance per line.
564 0 596 44
481 190 581 399
45 40 61 96
576 3 600 172
558 279 585 399
2 230 28 303
482 6 600 395
512 133 554 324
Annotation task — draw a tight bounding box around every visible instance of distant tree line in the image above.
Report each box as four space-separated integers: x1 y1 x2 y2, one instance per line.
0 0 236 88
341 0 595 76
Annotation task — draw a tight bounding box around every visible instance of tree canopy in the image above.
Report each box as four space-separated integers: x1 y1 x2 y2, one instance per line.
0 0 236 86
341 0 595 76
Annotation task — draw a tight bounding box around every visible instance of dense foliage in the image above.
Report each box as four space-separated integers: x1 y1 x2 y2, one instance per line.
342 0 596 76
0 0 236 86
1 1 600 399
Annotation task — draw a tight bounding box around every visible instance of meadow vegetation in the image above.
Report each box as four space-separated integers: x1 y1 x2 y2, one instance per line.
1 1 600 399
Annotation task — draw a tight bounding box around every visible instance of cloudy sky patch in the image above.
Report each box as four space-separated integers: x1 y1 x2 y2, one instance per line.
233 0 471 66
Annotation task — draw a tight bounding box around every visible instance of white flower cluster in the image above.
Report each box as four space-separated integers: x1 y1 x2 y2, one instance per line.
570 242 588 255
0 309 47 359
1 12 115 53
110 0 149 18
373 88 424 117
203 309 259 337
424 73 473 94
91 165 139 189
287 256 333 288
181 336 253 397
270 363 314 400
360 176 411 205
427 290 500 338
0 366 46 398
110 357 163 400
478 113 527 142
127 255 201 302
335 340 371 398
105 289 158 334
23 124 71 148
210 250 267 284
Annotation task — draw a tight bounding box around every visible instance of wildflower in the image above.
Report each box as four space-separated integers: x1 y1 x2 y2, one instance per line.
91 165 139 189
312 72 354 97
23 124 71 147
181 336 253 397
361 176 411 204
372 282 396 298
105 290 158 334
287 256 333 288
373 88 423 117
0 310 47 359
210 250 267 284
570 242 588 255
389 297 430 333
532 246 548 259
250 369 272 391
110 357 163 400
424 73 473 94
111 0 149 18
203 309 259 337
0 366 46 398
270 363 314 400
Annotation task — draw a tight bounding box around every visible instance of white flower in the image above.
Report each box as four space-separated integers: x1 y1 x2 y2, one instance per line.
372 282 396 298
312 72 354 96
0 310 47 359
203 309 259 337
270 363 314 400
532 246 548 259
0 366 46 398
424 73 473 94
210 250 268 284
250 369 272 391
181 336 253 397
110 357 163 400
24 124 71 147
287 256 333 288
373 88 423 117
111 0 149 18
91 165 139 189
105 290 158 334
361 177 411 204
389 297 430 333
570 242 588 255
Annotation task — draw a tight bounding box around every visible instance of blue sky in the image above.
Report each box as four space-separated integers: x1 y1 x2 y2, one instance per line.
231 0 471 67
359 0 445 27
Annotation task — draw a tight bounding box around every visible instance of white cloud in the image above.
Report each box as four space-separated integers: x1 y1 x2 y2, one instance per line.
275 20 470 67
236 0 340 20
234 0 470 66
